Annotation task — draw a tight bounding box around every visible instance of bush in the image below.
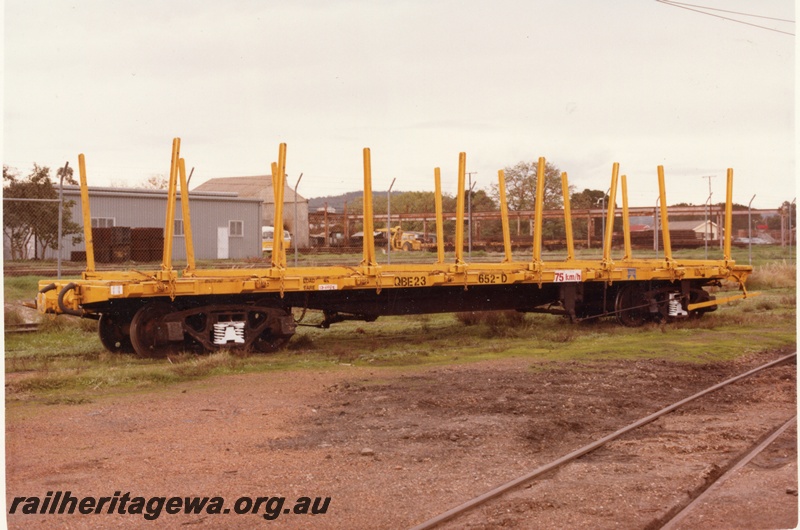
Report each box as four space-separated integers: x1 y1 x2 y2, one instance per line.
38 315 98 333
746 262 796 290
287 334 314 351
455 311 484 326
455 310 529 335
37 315 71 332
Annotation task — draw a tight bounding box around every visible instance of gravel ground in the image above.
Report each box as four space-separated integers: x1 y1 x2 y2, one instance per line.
6 349 796 529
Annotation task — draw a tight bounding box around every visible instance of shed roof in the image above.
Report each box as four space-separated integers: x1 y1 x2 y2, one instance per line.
193 176 306 204
668 220 718 231
61 185 260 203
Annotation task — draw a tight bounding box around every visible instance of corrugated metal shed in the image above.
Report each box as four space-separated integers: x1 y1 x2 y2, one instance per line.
53 185 262 261
669 220 720 239
194 176 309 248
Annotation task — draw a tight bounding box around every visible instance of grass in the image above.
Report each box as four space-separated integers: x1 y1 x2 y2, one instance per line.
3 246 795 406
745 261 797 290
4 275 47 302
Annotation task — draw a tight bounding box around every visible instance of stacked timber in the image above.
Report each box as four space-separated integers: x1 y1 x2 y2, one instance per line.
92 227 132 262
627 229 703 249
131 227 164 262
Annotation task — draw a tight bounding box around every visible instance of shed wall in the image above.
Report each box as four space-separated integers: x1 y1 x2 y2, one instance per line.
48 189 262 261
262 201 310 248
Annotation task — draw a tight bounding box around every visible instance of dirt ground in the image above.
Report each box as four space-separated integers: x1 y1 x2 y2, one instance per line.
6 348 797 529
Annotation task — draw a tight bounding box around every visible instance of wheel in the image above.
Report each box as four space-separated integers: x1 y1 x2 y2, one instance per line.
98 313 134 353
250 301 295 353
130 302 181 358
402 242 412 251
615 284 650 327
688 288 715 319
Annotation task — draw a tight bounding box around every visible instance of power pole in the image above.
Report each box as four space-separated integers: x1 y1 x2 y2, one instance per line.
58 161 69 279
466 172 477 260
701 175 716 257
387 178 396 264
293 173 303 266
700 175 716 197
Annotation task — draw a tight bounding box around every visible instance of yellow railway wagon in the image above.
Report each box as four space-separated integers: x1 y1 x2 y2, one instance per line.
35 140 756 357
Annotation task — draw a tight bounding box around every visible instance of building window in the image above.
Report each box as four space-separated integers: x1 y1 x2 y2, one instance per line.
229 220 243 237
91 218 115 228
174 219 184 237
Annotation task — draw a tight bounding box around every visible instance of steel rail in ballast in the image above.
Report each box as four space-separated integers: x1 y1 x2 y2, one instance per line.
659 414 797 530
408 351 797 530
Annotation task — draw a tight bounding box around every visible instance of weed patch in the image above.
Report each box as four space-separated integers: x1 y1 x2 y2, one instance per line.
4 276 47 302
287 334 315 351
168 351 243 378
453 310 539 339
747 262 797 290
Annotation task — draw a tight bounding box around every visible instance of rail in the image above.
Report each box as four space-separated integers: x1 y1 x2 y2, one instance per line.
660 414 797 529
4 323 40 334
408 352 797 530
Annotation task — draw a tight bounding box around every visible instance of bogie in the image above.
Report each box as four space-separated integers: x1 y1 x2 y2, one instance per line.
108 300 296 357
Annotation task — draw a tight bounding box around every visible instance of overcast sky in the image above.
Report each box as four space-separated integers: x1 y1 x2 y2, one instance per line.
3 1 795 209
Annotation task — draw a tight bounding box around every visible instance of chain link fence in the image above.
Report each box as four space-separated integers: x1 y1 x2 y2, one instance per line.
3 200 795 277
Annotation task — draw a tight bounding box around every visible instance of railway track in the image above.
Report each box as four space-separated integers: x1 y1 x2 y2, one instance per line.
4 322 40 334
659 414 797 529
410 352 797 529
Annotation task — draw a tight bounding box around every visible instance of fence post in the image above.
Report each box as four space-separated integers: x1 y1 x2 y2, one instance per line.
58 162 68 279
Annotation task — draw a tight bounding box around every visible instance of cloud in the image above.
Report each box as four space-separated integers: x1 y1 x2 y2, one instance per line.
4 1 794 209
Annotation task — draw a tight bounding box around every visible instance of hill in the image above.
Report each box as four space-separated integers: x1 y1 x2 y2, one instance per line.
308 190 404 213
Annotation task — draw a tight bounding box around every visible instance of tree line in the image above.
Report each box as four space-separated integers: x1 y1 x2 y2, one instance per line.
327 160 606 241
3 164 83 260
315 159 795 242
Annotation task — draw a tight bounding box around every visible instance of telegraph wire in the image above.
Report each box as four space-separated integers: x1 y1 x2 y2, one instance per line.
655 0 795 36
659 1 794 23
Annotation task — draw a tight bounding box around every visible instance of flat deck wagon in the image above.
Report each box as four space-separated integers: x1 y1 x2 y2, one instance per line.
34 139 757 357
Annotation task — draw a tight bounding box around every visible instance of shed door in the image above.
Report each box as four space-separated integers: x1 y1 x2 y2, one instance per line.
217 227 229 259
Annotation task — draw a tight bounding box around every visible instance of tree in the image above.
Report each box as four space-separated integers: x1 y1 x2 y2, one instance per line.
469 189 496 212
141 174 169 189
3 164 83 260
569 189 612 241
35 164 81 257
767 200 797 231
347 191 458 234
3 165 34 260
570 189 609 210
490 160 566 212
666 201 760 232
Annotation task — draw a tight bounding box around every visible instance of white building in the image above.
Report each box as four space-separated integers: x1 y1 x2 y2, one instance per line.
193 176 309 248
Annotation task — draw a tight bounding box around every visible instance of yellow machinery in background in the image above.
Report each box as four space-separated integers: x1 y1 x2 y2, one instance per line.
262 226 292 253
35 139 757 357
375 226 423 251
